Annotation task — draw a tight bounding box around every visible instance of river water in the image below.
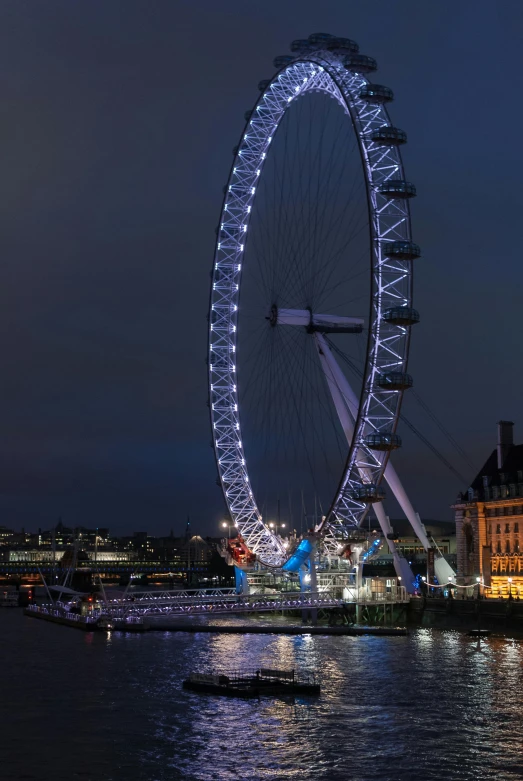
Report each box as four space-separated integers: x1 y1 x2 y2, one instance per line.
1 610 523 781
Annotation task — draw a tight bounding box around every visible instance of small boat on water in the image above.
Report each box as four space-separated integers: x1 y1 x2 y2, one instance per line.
183 668 320 698
467 629 491 638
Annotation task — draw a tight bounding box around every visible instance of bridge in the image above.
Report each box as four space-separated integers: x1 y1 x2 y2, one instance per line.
25 581 410 631
100 590 342 617
0 560 210 578
91 581 409 618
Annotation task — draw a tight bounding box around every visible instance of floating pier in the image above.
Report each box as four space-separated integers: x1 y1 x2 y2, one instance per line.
24 606 98 631
25 605 406 635
141 623 407 636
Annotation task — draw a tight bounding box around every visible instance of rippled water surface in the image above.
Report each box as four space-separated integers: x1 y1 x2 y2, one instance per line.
1 611 523 781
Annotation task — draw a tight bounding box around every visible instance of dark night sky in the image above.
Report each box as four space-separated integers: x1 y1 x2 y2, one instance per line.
1 1 522 536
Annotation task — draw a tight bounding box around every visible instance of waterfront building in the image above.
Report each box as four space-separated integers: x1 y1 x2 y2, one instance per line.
4 550 65 563
364 518 456 575
453 421 523 598
0 528 226 584
1 549 133 564
0 526 15 544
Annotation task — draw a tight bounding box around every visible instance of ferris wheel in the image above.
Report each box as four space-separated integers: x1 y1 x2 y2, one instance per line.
209 33 453 583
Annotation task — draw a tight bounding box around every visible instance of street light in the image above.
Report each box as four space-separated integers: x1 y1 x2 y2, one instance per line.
269 522 286 536
221 521 232 539
476 576 482 599
508 576 513 599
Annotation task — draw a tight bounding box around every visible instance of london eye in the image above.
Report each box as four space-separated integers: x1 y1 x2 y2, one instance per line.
209 32 453 585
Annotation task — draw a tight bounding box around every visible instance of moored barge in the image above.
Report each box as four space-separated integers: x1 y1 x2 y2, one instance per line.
183 668 320 698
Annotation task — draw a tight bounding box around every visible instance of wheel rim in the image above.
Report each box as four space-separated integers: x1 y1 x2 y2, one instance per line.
209 46 415 566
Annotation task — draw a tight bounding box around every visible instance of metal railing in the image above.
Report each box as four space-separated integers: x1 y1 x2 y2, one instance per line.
343 586 409 604
102 591 342 617
26 604 98 624
110 587 237 605
97 584 409 617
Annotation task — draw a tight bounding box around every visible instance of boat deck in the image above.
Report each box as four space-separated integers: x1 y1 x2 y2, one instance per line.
183 668 320 698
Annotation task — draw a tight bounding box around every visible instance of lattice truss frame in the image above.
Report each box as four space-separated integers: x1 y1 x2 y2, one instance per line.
209 51 413 565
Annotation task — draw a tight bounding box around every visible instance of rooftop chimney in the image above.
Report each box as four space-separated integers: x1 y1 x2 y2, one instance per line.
497 420 514 469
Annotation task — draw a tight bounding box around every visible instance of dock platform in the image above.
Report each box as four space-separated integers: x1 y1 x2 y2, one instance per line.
142 623 407 636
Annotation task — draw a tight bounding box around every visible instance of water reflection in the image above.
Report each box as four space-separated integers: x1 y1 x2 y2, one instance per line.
2 612 523 781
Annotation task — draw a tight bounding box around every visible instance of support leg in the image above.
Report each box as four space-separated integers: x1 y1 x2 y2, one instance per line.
235 566 249 595
315 334 415 590
315 333 455 581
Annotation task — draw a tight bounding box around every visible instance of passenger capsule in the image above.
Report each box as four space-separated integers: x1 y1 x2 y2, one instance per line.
258 79 271 91
291 39 313 53
232 145 239 156
244 110 253 121
344 54 377 73
382 241 421 260
308 32 335 48
377 180 417 199
363 432 402 451
326 37 359 54
370 126 407 146
376 372 414 391
347 484 386 503
359 84 394 103
382 307 420 326
273 55 294 69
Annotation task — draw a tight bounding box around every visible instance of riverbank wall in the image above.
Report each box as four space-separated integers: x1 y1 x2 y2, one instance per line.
408 596 523 633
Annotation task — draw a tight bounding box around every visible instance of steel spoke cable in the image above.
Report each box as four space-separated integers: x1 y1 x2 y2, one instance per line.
312 201 369 307
270 99 313 302
274 97 336 307
281 325 347 466
304 108 362 290
254 328 321 515
315 248 369 310
410 389 477 472
259 323 341 511
306 123 365 304
282 333 348 497
298 103 356 305
262 96 360 313
326 338 470 485
274 98 326 306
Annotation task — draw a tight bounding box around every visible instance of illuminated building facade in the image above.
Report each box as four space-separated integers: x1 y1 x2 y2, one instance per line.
454 421 523 598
